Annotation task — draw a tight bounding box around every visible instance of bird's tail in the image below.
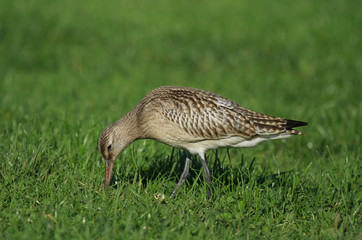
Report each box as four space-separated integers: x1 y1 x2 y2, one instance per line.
285 119 308 135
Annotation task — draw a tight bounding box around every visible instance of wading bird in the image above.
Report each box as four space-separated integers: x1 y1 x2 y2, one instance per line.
98 86 307 198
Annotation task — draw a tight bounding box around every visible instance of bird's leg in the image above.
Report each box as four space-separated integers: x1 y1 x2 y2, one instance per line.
170 155 191 198
199 154 212 198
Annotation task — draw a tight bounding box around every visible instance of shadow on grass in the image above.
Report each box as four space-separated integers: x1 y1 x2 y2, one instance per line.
109 148 299 192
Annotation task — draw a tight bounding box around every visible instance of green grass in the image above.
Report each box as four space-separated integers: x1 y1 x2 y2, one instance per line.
0 0 361 239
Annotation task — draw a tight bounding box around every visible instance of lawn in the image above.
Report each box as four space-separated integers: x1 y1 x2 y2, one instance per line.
0 0 361 239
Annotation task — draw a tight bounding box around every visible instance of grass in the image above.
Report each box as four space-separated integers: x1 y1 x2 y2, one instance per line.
0 0 361 239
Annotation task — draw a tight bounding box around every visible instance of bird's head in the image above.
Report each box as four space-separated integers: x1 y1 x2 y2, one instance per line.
98 109 142 188
98 124 128 187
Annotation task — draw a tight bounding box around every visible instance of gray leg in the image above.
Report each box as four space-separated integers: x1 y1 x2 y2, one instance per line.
170 156 191 198
199 153 212 198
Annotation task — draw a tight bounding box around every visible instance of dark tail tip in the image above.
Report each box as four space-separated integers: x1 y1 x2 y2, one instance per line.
285 119 308 130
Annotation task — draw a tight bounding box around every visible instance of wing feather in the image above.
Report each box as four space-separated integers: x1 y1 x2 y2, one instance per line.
162 93 256 139
140 86 305 139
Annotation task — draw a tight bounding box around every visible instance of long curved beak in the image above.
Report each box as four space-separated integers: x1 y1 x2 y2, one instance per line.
104 160 114 187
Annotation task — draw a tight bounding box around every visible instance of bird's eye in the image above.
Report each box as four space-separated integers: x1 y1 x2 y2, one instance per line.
107 145 112 151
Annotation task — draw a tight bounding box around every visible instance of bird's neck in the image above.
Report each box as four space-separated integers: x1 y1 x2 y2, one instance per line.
113 107 143 145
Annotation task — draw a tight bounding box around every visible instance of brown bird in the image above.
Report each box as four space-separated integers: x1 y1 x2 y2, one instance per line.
98 86 307 197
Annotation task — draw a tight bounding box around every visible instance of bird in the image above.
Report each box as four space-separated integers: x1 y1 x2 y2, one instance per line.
98 86 308 198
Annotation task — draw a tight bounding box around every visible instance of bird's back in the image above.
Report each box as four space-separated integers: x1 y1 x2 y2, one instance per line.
135 86 307 147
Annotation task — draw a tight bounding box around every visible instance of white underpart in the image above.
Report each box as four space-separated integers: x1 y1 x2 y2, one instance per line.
232 133 291 147
183 133 292 156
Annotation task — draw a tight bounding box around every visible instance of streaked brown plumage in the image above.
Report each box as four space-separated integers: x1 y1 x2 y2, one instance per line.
98 86 308 197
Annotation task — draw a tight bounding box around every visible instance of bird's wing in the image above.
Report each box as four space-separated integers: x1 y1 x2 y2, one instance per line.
162 94 257 139
141 86 306 138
